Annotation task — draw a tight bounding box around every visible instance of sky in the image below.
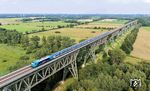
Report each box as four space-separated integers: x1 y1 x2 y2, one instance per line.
0 0 150 14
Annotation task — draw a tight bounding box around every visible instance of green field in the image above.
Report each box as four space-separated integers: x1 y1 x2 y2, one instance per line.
143 27 150 31
29 28 107 42
125 56 150 64
0 21 70 33
0 44 26 76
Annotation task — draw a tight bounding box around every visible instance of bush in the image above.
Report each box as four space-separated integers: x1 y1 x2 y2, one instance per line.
2 60 7 62
108 48 126 65
91 31 96 33
55 31 61 33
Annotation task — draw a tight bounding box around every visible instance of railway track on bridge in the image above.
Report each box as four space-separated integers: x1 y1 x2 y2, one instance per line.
0 66 32 84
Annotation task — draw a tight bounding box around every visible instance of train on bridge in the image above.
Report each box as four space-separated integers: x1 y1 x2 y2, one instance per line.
31 20 136 68
31 31 110 68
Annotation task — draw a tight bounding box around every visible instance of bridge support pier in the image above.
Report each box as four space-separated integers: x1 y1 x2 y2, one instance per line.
82 44 96 67
62 67 69 81
62 56 78 80
62 50 79 80
68 61 78 79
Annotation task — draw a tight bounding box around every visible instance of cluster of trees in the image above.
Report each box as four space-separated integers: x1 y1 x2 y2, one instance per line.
93 27 114 30
21 17 61 22
29 36 76 59
121 27 139 54
138 17 150 26
66 48 150 91
57 24 76 28
0 28 22 45
64 20 90 25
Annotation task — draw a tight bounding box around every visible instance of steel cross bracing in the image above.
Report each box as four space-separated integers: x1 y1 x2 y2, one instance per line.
0 20 138 91
82 36 108 66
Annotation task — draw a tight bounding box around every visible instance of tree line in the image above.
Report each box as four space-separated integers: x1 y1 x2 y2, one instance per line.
0 28 22 45
138 17 150 26
121 26 140 54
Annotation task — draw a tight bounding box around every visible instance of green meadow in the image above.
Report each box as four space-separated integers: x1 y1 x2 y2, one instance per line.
143 26 150 31
0 44 26 76
0 20 70 33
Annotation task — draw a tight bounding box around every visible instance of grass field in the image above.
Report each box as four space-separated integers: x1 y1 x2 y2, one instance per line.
131 27 150 60
0 44 26 76
0 18 21 25
0 21 70 33
125 56 150 64
76 19 128 28
143 27 150 31
29 28 107 42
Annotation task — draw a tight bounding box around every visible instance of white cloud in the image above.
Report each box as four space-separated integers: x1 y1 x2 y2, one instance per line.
144 0 150 3
106 0 150 3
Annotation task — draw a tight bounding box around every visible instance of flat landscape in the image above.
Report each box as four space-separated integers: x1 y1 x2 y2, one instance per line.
29 28 107 42
0 0 150 90
0 19 70 33
0 19 133 75
131 27 150 60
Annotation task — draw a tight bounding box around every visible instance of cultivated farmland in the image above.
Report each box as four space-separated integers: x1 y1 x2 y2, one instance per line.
131 28 150 60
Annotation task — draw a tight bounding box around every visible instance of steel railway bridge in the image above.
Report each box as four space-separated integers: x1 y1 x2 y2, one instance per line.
0 20 138 91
